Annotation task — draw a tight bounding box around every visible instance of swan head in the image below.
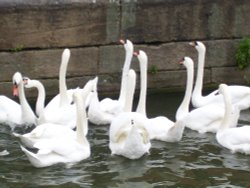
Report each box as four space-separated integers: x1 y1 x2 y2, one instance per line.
61 48 71 63
12 72 23 97
179 57 194 69
12 72 23 86
83 77 98 94
72 89 83 104
134 50 148 65
120 39 134 52
189 41 206 53
218 83 228 95
90 77 98 92
22 76 32 88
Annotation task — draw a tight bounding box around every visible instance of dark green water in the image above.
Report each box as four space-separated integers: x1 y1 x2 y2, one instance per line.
1 92 250 187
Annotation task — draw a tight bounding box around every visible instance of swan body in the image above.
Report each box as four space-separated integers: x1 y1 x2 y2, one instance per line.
215 84 250 154
13 78 95 148
109 69 151 159
20 90 90 168
23 77 91 126
0 95 22 127
88 39 134 125
135 51 191 142
32 49 89 128
146 57 194 141
190 41 250 110
10 72 36 128
109 112 151 159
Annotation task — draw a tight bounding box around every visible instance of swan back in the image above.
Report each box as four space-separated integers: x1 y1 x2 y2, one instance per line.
109 112 151 159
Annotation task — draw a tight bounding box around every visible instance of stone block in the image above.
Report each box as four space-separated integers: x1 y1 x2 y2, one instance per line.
135 42 196 71
0 0 120 50
121 0 250 42
0 47 98 81
211 67 250 85
99 43 140 74
203 40 240 68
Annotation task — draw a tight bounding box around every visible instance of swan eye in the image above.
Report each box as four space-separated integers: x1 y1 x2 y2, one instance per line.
131 119 134 125
23 78 28 85
194 41 198 46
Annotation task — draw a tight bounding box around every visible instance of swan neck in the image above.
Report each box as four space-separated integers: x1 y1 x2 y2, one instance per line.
220 89 233 130
136 59 147 116
176 63 194 121
18 81 35 123
34 81 45 117
192 48 206 104
124 70 136 112
59 55 69 107
76 93 88 145
118 47 133 105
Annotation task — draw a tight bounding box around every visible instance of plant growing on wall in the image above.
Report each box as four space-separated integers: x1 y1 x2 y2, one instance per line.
148 64 158 74
235 37 250 69
10 45 24 53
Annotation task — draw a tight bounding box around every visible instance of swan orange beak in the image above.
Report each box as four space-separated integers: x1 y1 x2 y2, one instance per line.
189 41 196 47
133 51 139 56
120 39 125 44
12 85 19 97
179 58 185 65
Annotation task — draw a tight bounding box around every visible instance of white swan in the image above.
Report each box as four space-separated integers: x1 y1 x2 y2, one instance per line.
22 77 45 117
35 48 86 128
13 78 96 148
20 90 91 168
10 72 37 127
190 41 250 110
0 95 22 128
88 39 134 125
109 69 151 159
215 84 250 154
22 76 91 120
134 51 192 142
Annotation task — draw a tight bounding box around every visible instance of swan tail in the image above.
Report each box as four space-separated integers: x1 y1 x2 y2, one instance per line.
12 132 21 138
167 121 185 142
20 145 43 168
13 133 34 148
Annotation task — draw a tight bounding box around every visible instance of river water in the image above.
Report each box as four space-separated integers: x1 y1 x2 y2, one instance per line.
0 92 250 187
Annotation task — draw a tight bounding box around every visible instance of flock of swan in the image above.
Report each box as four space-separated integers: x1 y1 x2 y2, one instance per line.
1 39 250 168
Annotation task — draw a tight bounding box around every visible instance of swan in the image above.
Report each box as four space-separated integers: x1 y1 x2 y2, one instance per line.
10 72 37 128
215 84 250 155
22 76 91 120
0 95 22 128
134 50 192 142
109 69 151 159
88 39 134 125
22 77 45 117
190 41 250 110
13 78 96 148
20 89 91 168
35 48 88 128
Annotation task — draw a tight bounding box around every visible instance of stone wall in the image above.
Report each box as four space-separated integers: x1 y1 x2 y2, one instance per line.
0 0 249 99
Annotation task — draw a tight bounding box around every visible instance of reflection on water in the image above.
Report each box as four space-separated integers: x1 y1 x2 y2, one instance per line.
0 92 250 187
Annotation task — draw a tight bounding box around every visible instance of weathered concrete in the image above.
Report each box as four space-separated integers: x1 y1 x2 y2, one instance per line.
0 0 249 100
